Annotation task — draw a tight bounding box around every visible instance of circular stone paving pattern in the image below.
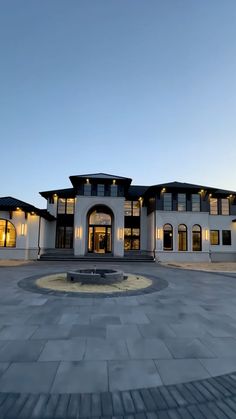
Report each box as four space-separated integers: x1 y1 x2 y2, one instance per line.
18 271 168 297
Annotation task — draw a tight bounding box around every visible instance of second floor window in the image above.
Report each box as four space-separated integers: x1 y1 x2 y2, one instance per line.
163 193 172 211
57 198 75 214
178 194 186 211
97 184 105 196
124 201 140 216
221 199 229 215
192 194 200 212
210 198 218 215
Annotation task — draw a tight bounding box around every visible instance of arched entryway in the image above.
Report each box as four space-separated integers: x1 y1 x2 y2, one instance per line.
87 205 113 254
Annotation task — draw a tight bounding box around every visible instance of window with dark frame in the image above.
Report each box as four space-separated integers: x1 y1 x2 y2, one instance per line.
177 193 186 212
163 224 173 250
178 224 187 251
0 219 16 248
191 194 200 212
124 227 140 250
210 198 218 215
97 184 105 196
124 201 140 216
222 230 231 245
57 198 75 215
221 199 230 215
163 193 172 211
192 225 202 251
210 230 220 245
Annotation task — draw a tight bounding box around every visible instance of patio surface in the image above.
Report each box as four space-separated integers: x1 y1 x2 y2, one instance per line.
0 261 236 417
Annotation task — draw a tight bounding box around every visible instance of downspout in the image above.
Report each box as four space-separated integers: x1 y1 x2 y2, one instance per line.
37 216 41 260
153 196 156 261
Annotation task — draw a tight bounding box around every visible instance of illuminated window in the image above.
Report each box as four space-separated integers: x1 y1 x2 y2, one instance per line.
192 194 200 212
163 193 172 211
177 194 186 211
57 198 74 214
222 230 231 245
210 230 220 245
221 199 229 215
0 220 16 248
163 224 173 250
178 224 187 251
89 211 111 225
124 228 140 250
192 225 202 251
210 198 218 215
124 201 140 216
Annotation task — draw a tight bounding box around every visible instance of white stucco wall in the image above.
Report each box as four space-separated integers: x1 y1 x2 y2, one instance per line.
0 210 40 260
74 196 125 257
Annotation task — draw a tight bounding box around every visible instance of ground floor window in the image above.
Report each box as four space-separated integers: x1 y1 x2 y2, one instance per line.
163 224 173 250
124 228 140 250
0 219 16 247
192 225 202 251
178 224 187 251
222 230 231 245
210 230 220 245
56 226 73 248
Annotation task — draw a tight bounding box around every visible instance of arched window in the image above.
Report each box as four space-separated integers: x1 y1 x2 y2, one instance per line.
163 224 173 250
0 220 16 248
89 210 111 226
192 225 202 251
178 224 187 251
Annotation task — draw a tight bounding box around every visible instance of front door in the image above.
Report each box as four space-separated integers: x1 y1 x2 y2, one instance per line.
88 226 112 253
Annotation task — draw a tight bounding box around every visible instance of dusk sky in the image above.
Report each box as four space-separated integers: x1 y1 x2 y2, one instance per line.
1 0 236 208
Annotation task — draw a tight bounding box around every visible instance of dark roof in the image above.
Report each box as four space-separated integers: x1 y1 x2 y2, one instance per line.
144 181 236 196
127 185 149 199
40 188 75 199
0 197 55 221
70 172 132 188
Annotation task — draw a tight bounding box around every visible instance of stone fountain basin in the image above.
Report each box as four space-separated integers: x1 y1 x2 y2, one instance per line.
66 269 125 285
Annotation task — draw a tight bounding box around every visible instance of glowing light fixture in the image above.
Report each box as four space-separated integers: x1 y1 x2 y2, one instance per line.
205 229 209 241
156 228 162 240
86 178 90 184
21 223 26 236
118 227 124 241
161 188 166 192
76 226 83 240
112 179 116 185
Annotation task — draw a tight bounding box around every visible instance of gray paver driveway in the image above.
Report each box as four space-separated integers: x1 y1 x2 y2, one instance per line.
0 261 236 394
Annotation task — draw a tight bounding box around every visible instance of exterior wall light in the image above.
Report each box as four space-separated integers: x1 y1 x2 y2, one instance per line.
112 179 116 185
161 188 166 193
86 178 90 184
76 226 83 240
21 223 27 236
16 207 21 211
156 228 162 240
118 227 124 241
205 229 209 241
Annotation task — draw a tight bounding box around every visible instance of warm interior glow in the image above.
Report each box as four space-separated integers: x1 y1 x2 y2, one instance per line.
205 229 209 240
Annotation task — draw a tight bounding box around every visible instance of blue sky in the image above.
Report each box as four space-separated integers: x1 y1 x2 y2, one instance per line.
1 0 236 207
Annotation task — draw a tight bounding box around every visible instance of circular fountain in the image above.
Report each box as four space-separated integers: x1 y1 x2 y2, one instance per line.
66 268 125 285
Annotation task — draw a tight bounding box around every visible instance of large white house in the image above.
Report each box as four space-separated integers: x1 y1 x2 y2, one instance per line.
0 173 236 262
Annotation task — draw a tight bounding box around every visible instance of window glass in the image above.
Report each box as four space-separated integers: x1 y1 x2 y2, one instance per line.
0 220 16 248
178 194 186 212
210 198 218 215
89 211 111 225
124 228 140 250
163 224 173 250
84 184 91 196
178 224 187 251
58 198 66 214
124 201 132 216
192 225 202 251
110 185 117 197
133 201 140 216
56 226 73 248
97 184 104 196
163 193 172 211
222 230 231 245
192 194 200 212
66 199 74 214
210 230 220 245
221 199 229 215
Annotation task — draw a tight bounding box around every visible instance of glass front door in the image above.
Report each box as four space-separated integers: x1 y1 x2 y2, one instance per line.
88 226 112 253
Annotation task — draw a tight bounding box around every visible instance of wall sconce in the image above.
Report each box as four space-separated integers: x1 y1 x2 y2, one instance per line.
161 188 166 193
156 228 162 240
118 227 124 241
21 223 27 236
76 226 83 240
205 229 209 241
